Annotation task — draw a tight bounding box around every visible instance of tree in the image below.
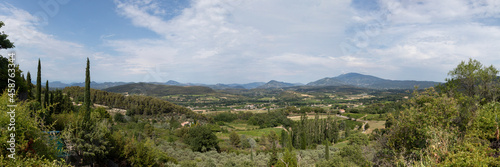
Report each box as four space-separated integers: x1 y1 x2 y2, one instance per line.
280 129 288 148
229 131 241 147
324 140 330 160
62 112 111 166
0 21 14 49
184 125 220 152
277 132 297 167
344 126 351 139
0 92 67 166
44 80 49 108
84 57 91 113
114 112 126 123
37 59 42 104
26 72 33 99
268 131 279 167
446 58 499 102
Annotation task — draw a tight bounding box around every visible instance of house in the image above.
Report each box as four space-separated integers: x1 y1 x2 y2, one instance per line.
339 109 346 113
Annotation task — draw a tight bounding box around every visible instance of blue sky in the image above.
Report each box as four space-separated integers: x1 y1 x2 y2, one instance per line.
1 0 500 84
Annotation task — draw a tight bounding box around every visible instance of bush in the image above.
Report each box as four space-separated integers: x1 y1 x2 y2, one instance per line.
114 112 126 123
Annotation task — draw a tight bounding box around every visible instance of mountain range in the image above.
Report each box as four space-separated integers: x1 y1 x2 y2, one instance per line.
307 73 440 89
45 72 441 90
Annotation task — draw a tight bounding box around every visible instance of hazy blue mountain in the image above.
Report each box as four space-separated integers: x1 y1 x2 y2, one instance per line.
257 80 300 89
307 73 440 89
45 73 439 90
45 81 131 89
206 83 245 90
165 80 185 86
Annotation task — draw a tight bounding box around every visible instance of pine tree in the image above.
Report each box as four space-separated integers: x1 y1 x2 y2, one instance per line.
36 59 41 104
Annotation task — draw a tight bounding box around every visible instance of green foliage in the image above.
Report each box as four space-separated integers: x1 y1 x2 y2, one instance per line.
183 125 220 152
445 58 499 103
104 82 215 95
84 57 91 113
247 110 292 128
44 80 49 109
378 88 460 164
324 140 330 160
62 108 111 165
114 112 126 123
229 131 241 147
122 137 177 166
63 86 204 120
348 132 369 146
316 156 358 167
317 144 370 167
0 156 71 167
0 56 28 98
94 107 112 122
0 21 14 49
26 72 33 99
37 59 41 104
51 112 75 131
470 102 500 140
212 111 238 122
439 137 500 166
276 147 297 167
0 93 62 163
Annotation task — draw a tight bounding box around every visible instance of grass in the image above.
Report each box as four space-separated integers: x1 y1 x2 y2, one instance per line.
287 114 337 121
364 120 386 134
364 114 386 121
217 127 283 140
224 122 259 131
237 127 283 137
332 140 349 149
343 113 366 119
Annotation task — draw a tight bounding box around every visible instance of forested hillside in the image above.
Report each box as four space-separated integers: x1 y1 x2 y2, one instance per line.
64 86 205 120
104 82 215 95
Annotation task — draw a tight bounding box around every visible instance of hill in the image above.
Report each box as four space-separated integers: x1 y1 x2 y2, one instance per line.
44 81 132 89
257 80 301 89
307 73 440 89
103 83 215 95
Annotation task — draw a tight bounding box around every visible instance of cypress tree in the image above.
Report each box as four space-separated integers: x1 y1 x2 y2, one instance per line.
26 71 32 99
44 80 49 108
84 57 91 113
324 139 330 160
36 59 41 104
50 92 54 105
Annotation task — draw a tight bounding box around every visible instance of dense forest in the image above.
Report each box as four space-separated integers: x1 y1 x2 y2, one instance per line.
1 20 500 166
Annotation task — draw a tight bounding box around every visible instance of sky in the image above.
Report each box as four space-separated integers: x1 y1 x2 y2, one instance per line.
1 0 500 84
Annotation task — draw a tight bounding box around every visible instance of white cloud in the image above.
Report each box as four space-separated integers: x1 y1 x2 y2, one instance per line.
0 3 88 82
335 0 500 81
3 0 500 84
110 0 354 83
0 3 131 83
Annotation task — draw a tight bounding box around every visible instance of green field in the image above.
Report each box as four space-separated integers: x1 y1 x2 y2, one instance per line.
217 127 283 139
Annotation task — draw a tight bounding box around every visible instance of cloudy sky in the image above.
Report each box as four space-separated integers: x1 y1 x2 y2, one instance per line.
1 0 500 84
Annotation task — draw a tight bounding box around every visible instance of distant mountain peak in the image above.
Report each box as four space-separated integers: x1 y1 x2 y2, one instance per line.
165 80 184 86
257 80 300 89
307 72 440 89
